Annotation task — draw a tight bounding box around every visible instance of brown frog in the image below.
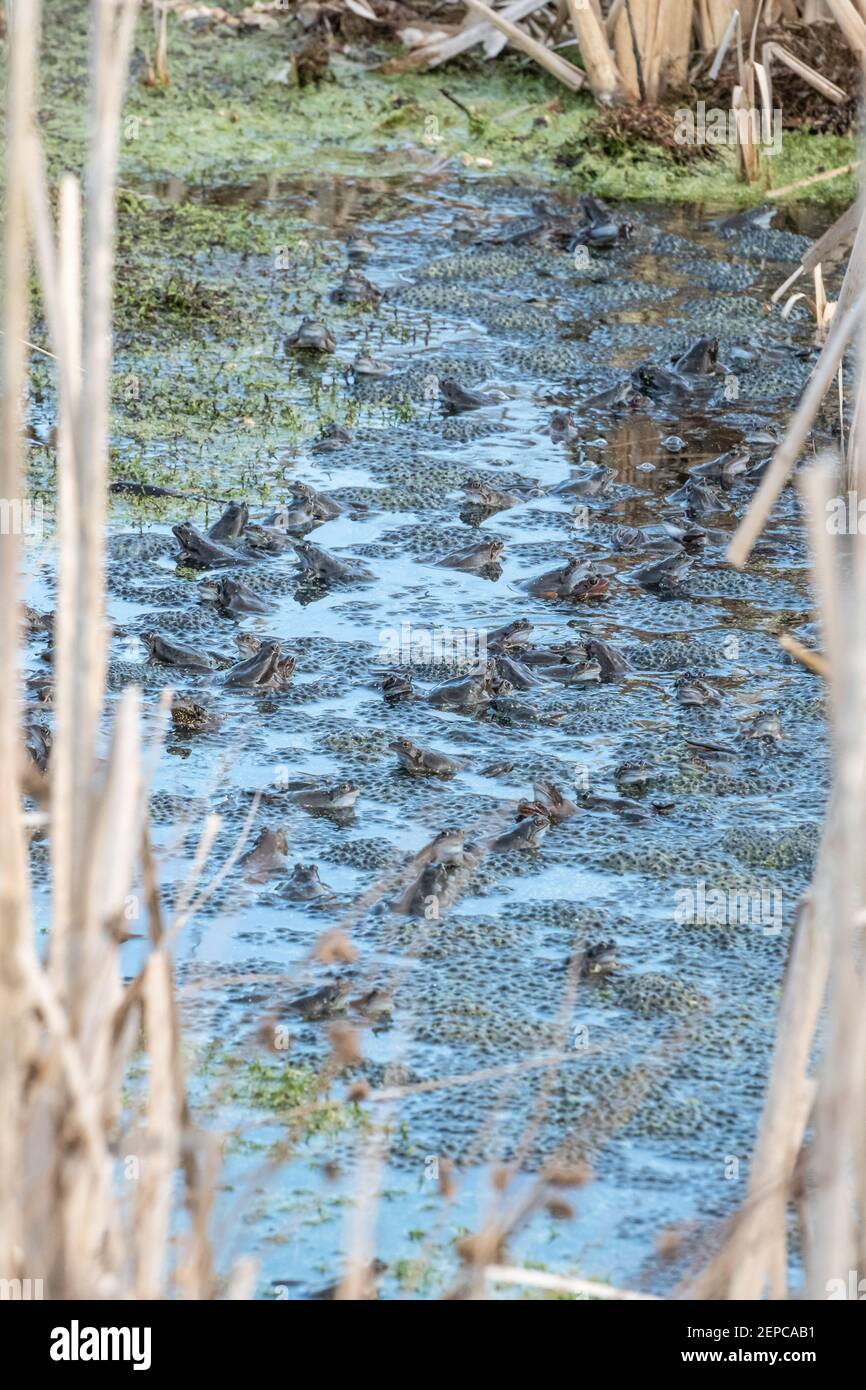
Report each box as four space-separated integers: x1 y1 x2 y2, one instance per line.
286 782 359 813
389 738 463 777
744 711 782 741
633 548 694 593
693 447 750 488
285 317 336 352
428 663 495 713
283 863 333 900
313 423 353 453
208 500 249 541
486 618 533 654
390 862 453 916
673 337 719 375
439 378 508 414
173 522 252 569
579 941 621 980
223 639 295 689
382 671 415 704
668 476 727 518
543 657 602 684
413 828 475 868
240 827 289 883
289 481 342 521
290 980 351 1020
141 631 217 670
244 523 294 554
630 362 693 402
293 541 373 586
170 696 221 734
580 381 648 412
485 814 549 852
330 267 382 307
551 464 614 499
492 652 541 691
549 410 579 444
584 636 630 681
461 479 520 514
529 779 578 822
523 558 609 601
437 538 504 574
675 673 721 707
213 577 270 615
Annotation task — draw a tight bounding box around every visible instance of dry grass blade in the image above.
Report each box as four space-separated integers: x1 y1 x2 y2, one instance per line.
762 40 848 102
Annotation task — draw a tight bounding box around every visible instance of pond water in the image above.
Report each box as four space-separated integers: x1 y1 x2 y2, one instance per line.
25 170 838 1297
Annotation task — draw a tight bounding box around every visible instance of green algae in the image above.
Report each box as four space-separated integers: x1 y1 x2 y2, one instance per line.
194 1049 356 1135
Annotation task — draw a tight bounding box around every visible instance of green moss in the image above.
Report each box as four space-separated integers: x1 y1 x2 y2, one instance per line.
30 2 855 208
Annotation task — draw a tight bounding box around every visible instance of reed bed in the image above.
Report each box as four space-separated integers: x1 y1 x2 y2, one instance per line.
0 0 226 1301
394 0 861 120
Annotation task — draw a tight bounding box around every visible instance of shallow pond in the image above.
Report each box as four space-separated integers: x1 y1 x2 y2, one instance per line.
25 171 838 1298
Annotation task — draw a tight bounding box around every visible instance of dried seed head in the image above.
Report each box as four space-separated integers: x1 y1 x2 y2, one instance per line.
544 1161 593 1188
545 1197 575 1221
314 929 357 964
329 1022 361 1067
656 1227 685 1261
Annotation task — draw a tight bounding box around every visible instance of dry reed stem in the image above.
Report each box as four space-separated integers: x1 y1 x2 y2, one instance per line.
762 40 848 102
802 449 866 1293
663 0 695 89
0 0 41 1282
766 161 861 200
778 632 830 677
727 290 864 568
691 452 861 1299
419 0 550 69
566 0 619 99
699 0 738 48
135 949 179 1298
823 0 866 49
462 0 586 88
49 175 82 993
73 0 137 1006
484 1264 660 1298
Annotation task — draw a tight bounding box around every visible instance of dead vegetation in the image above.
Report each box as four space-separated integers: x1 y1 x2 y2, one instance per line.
704 17 862 133
0 0 238 1301
590 103 722 165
